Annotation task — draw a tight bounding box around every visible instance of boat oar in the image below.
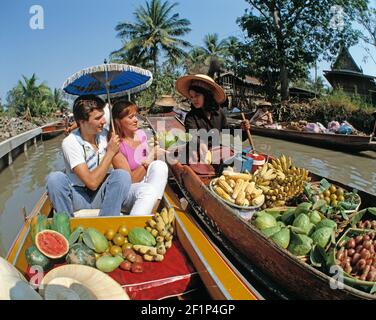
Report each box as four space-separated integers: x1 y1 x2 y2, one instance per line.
241 112 256 153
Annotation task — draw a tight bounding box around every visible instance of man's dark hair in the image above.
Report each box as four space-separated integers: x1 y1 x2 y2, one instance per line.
73 95 105 125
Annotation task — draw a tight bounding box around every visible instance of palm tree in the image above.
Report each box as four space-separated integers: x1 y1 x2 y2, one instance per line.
17 74 50 119
114 0 191 75
200 33 228 59
184 47 207 74
51 88 69 114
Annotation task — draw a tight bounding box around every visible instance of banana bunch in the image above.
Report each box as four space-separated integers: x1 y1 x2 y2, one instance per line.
212 168 265 207
253 154 311 209
141 207 175 262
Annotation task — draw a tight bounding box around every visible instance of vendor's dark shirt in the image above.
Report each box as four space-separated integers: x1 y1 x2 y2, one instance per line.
184 107 246 141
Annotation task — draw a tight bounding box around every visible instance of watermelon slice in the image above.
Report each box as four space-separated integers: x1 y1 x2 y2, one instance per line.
35 230 69 259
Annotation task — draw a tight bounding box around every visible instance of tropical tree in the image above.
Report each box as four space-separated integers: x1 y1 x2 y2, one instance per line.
114 0 191 75
355 3 376 65
183 47 207 74
6 74 55 118
51 88 70 114
238 0 367 102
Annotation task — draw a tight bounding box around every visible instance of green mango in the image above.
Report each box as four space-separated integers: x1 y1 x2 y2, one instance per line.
83 228 109 253
96 255 124 273
271 228 290 249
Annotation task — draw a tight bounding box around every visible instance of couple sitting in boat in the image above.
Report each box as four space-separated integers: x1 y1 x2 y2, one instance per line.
46 95 168 217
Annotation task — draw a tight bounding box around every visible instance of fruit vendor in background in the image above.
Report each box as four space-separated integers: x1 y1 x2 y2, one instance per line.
175 74 251 162
249 100 274 127
46 95 132 216
111 99 169 215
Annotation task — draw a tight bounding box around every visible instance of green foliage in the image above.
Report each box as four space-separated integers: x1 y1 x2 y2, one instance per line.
275 89 375 133
135 64 181 109
238 0 367 101
5 74 69 118
113 0 191 74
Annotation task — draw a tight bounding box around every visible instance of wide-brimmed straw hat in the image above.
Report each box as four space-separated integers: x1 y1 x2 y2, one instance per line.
40 265 129 300
176 74 226 104
155 95 177 107
254 100 272 107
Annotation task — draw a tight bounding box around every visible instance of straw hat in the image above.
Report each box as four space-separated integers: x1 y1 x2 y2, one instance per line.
176 74 226 104
254 100 272 107
40 265 129 300
155 95 177 107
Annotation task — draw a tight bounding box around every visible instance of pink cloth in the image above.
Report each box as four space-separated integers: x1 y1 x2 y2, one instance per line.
119 130 148 170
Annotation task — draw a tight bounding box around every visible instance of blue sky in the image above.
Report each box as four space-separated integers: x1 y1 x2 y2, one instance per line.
1 0 375 103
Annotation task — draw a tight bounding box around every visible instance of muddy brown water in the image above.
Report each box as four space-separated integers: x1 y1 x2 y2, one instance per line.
0 135 65 257
0 134 375 257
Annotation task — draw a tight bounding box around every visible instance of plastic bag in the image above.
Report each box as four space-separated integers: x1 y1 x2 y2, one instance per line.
304 123 321 133
328 121 340 133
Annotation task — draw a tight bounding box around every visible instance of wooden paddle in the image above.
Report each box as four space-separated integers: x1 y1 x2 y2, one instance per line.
241 112 256 153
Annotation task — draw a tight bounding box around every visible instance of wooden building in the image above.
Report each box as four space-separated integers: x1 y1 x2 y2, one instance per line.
217 72 265 111
324 47 376 105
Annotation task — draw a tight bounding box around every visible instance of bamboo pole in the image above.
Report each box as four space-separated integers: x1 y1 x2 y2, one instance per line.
241 112 255 153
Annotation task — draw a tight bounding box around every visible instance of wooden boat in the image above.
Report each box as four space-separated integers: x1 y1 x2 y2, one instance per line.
226 115 376 152
146 114 376 299
249 125 376 153
5 184 261 300
41 121 66 140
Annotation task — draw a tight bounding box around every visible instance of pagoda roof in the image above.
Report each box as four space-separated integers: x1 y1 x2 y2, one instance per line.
332 47 362 73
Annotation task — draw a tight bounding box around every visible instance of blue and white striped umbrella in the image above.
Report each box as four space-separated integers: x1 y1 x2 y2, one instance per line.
62 63 153 98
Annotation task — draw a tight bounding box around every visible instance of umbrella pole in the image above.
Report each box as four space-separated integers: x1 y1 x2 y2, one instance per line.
104 61 115 135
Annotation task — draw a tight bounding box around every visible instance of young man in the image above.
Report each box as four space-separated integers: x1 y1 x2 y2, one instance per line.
46 95 132 216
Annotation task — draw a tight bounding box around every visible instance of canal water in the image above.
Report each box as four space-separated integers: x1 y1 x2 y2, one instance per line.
0 136 65 257
0 133 375 257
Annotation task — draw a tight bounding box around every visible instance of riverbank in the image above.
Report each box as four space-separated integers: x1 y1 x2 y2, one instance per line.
0 115 60 143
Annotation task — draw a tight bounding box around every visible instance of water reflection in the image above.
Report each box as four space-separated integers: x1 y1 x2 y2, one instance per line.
0 136 64 257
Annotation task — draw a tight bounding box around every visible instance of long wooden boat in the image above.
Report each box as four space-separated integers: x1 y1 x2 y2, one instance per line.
41 121 66 140
146 114 376 300
226 115 376 152
5 184 262 300
249 125 376 152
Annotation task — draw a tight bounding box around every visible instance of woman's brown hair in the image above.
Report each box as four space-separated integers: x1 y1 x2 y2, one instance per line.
111 100 138 137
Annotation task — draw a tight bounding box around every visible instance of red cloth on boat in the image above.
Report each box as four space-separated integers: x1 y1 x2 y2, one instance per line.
108 240 199 300
25 240 198 300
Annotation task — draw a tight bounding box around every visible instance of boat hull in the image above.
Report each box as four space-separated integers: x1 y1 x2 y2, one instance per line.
171 162 376 300
249 125 376 152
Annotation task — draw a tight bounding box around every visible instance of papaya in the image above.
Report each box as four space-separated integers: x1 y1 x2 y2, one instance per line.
30 214 49 243
51 211 71 240
66 243 96 267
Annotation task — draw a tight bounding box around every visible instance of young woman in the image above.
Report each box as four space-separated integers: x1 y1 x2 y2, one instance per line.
175 74 251 162
111 100 168 216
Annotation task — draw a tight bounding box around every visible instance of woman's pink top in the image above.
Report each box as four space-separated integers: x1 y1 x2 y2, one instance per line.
119 130 148 170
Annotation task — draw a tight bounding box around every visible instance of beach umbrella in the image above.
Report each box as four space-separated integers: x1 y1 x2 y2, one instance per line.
62 61 153 130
